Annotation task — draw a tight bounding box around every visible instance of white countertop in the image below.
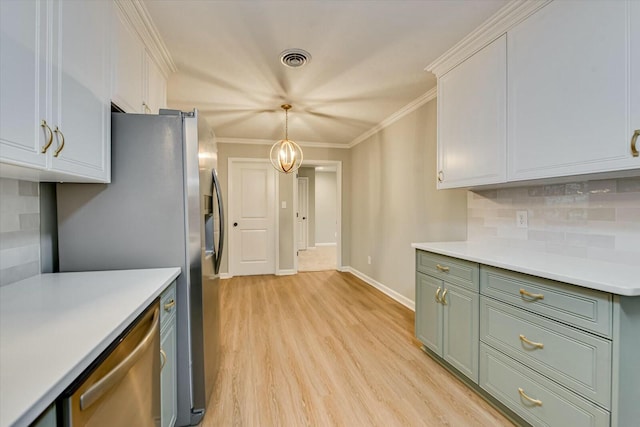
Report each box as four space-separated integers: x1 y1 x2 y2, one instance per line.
412 241 639 296
0 268 181 427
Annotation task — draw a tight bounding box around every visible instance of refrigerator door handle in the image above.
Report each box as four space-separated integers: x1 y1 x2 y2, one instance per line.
212 169 224 275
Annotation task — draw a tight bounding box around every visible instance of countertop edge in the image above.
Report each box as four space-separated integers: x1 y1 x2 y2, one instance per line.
4 267 181 427
412 242 639 297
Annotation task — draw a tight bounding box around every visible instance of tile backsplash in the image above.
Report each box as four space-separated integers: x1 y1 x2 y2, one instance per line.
0 178 40 286
468 176 640 266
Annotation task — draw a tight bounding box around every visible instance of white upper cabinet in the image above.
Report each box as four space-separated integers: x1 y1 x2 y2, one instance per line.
632 1 640 159
112 6 145 114
50 0 111 181
0 0 49 171
111 1 171 114
437 35 506 189
507 0 639 181
0 0 111 183
145 51 167 114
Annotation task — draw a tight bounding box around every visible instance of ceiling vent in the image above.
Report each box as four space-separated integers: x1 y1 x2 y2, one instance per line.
280 49 311 68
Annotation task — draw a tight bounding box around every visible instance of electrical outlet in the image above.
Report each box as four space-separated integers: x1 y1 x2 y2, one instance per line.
516 210 528 228
367 256 372 265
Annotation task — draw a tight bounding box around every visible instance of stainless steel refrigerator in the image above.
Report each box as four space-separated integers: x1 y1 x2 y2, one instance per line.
56 110 224 426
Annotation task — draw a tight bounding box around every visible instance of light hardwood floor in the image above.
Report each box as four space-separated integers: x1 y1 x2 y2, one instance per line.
202 271 513 426
298 246 337 272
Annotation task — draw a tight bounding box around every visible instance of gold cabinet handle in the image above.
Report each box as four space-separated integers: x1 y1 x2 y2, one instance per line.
519 334 544 349
436 264 450 272
632 129 639 157
519 288 544 300
437 171 444 183
53 127 65 157
164 299 176 312
441 288 448 305
435 287 442 303
518 387 542 406
160 349 167 370
40 120 54 153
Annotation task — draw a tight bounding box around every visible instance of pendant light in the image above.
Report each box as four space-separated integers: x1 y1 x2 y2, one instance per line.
270 104 303 174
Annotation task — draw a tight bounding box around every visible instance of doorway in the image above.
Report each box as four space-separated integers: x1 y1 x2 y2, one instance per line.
295 161 341 272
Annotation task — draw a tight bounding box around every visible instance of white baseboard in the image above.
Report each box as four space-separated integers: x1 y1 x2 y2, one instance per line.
316 242 337 247
344 266 415 311
276 269 296 276
220 272 233 279
337 266 350 273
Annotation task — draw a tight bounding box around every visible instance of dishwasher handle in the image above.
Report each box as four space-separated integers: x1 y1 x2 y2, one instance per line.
79 307 160 411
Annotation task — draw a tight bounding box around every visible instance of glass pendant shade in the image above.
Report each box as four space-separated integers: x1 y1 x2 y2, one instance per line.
270 104 303 174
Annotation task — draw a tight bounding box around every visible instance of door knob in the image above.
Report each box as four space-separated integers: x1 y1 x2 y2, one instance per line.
233 222 238 227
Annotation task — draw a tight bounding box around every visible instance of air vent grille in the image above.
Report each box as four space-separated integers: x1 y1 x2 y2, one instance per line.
280 49 311 68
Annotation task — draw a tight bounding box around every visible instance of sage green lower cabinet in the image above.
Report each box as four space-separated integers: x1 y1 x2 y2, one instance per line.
160 283 177 427
415 251 480 383
415 249 640 427
29 403 56 427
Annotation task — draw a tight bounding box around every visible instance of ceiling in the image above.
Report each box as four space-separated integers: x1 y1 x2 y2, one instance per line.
145 0 508 147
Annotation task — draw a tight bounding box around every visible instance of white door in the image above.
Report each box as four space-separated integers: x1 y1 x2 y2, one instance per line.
230 161 276 276
297 177 308 251
437 34 506 189
50 0 110 181
507 1 638 181
0 0 49 169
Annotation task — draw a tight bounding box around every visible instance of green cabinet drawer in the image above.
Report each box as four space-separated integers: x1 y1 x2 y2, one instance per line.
160 281 177 328
481 296 612 409
480 344 610 427
480 266 612 337
416 251 479 292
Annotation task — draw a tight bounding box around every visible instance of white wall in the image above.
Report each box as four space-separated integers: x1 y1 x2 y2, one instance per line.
315 171 337 245
349 99 467 304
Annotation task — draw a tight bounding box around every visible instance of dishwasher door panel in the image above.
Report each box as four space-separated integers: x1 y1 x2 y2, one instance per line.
63 302 161 427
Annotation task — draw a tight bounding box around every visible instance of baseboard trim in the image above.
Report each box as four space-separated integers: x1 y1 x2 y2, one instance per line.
344 266 415 311
220 272 233 279
315 242 337 247
276 269 296 276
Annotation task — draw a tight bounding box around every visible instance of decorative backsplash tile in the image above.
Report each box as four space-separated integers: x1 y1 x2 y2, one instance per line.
0 178 40 286
468 176 640 265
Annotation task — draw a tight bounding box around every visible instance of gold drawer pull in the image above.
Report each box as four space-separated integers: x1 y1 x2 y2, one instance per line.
160 349 167 370
519 334 544 349
436 264 450 272
441 288 448 305
435 287 442 303
518 387 543 406
164 299 176 312
519 288 544 300
631 129 639 157
53 127 65 157
40 120 54 153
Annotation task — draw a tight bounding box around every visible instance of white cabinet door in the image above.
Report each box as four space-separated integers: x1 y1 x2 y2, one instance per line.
437 35 506 189
50 0 110 182
112 5 145 113
508 0 639 181
145 52 167 114
0 0 48 170
632 1 640 157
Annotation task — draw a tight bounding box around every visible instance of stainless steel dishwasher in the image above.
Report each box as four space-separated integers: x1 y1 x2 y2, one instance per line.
62 301 161 427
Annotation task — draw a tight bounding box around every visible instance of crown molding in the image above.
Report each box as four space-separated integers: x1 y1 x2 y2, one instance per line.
114 0 177 78
426 0 551 78
348 87 437 148
216 137 350 150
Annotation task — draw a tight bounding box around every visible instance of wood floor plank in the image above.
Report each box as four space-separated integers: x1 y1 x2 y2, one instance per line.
201 271 514 426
